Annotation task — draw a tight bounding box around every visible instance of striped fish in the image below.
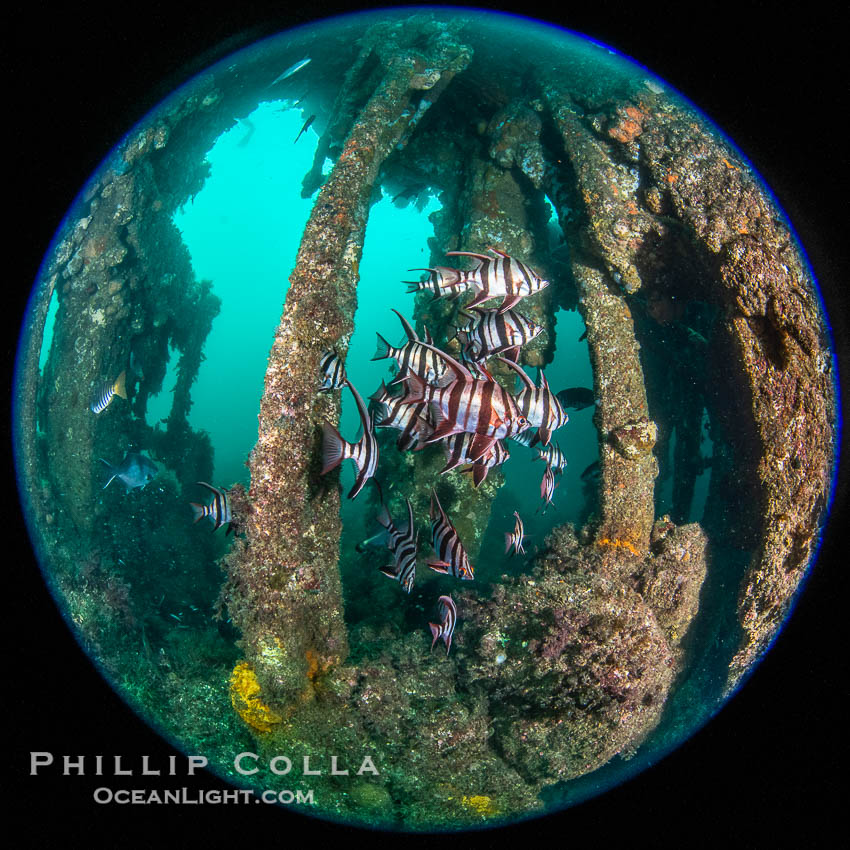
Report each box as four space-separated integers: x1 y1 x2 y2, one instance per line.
401 340 529 463
318 349 346 392
455 307 543 362
505 511 525 556
428 490 474 580
441 433 509 487
534 442 568 474
90 370 127 414
443 247 549 314
540 464 557 513
429 595 458 655
321 379 379 499
376 498 418 593
190 482 233 534
499 358 569 447
370 381 435 451
404 266 472 301
373 309 446 385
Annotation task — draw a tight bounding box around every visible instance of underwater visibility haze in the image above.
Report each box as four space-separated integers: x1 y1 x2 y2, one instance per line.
14 6 839 831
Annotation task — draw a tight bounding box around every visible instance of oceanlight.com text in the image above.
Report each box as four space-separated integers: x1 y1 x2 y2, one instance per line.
92 787 315 805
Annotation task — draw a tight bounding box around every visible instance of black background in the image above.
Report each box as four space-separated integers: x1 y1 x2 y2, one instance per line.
8 1 846 846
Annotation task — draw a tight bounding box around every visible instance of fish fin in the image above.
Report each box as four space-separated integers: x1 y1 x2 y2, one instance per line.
429 622 441 651
471 463 489 487
102 475 117 490
369 381 391 404
404 281 424 294
465 433 496 463
498 294 523 314
465 288 490 310
112 370 127 399
537 426 552 446
445 250 491 263
502 346 520 362
428 561 451 574
376 505 392 529
529 430 542 448
378 566 397 579
487 246 511 258
423 326 433 345
226 523 235 536
189 502 205 524
505 533 513 555
428 418 461 443
400 373 426 406
321 423 348 475
444 633 452 655
392 309 418 341
372 332 393 361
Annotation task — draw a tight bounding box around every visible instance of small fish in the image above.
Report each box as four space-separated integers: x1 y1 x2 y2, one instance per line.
100 452 157 491
373 309 446 385
534 442 568 474
90 370 127 414
428 490 474 580
428 595 458 656
371 381 434 451
391 183 427 204
555 387 595 411
455 307 543 362
189 482 233 534
318 349 346 392
294 114 316 143
321 379 379 499
268 57 311 87
504 511 525 556
500 358 568 447
376 498 418 593
443 247 549 314
540 464 558 513
404 267 472 301
507 429 535 448
580 460 601 483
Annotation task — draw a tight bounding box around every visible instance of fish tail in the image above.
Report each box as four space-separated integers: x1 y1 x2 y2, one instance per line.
403 280 425 293
112 370 127 400
189 502 206 524
372 333 393 361
321 423 349 475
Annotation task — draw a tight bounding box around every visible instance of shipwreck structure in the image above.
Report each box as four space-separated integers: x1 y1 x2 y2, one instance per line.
16 11 836 829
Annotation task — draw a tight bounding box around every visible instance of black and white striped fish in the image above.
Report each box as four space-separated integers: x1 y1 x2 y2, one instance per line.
318 349 346 392
504 511 525 556
401 341 529 463
373 309 446 385
443 247 549 314
376 498 418 593
404 266 472 301
534 442 568 473
90 370 127 414
540 464 557 513
321 379 379 499
455 307 543 362
189 482 234 534
429 595 458 655
507 428 535 448
370 381 434 451
428 490 474 580
441 433 509 487
499 358 568 447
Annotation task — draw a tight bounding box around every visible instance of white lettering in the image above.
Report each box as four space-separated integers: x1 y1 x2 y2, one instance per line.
296 789 315 805
63 755 85 776
30 752 53 775
234 752 259 775
278 790 295 803
270 755 292 775
331 756 348 776
93 787 112 803
141 756 160 776
113 756 132 776
303 756 321 776
187 755 208 775
357 756 379 776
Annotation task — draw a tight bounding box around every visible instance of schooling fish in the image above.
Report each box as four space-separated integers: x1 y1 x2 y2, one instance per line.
376 498 418 593
428 490 474 580
556 387 595 411
294 114 316 143
268 57 311 87
404 266 472 301
371 381 434 451
401 340 529 462
540 464 558 513
534 442 568 474
499 358 568 447
443 247 549 314
100 452 157 491
321 379 379 499
189 482 233 534
455 307 543 362
318 349 346 392
505 511 525 556
373 309 446 386
90 370 127 414
441 433 509 487
429 595 458 656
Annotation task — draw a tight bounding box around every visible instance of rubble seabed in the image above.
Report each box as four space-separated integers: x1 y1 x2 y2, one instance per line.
18 12 835 830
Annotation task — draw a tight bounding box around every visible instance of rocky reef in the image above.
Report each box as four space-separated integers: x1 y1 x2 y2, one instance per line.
16 9 836 831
